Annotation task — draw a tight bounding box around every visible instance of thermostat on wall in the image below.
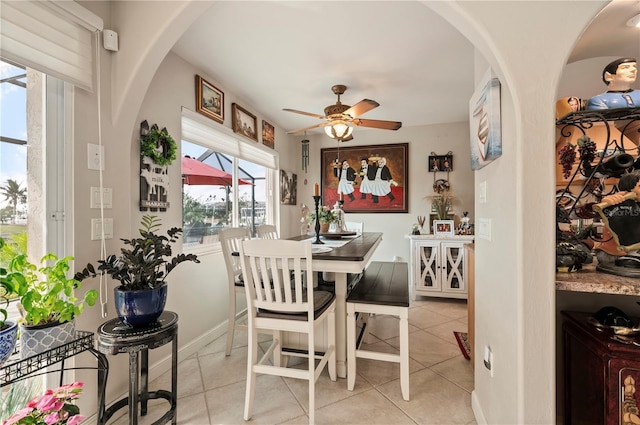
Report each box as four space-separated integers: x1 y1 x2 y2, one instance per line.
103 29 118 52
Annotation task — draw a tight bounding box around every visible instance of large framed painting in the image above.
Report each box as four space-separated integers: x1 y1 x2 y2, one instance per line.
195 75 224 123
320 143 408 213
469 68 501 170
232 103 258 142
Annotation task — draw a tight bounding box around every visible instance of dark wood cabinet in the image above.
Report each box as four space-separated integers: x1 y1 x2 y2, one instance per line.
562 311 640 425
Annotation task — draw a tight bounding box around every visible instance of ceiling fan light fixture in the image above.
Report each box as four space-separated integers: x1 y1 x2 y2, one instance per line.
626 13 640 28
325 120 353 140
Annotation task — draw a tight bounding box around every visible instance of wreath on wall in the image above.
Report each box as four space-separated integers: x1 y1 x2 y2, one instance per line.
140 128 177 166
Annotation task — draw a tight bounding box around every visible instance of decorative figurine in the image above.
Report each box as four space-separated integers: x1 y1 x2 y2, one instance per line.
586 57 640 110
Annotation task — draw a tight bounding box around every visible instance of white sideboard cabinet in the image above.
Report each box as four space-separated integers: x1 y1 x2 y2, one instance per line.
408 234 474 300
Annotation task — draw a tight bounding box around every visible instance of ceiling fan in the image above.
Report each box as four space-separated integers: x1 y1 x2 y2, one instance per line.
283 85 402 141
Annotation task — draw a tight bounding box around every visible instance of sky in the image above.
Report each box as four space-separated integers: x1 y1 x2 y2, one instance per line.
0 60 27 211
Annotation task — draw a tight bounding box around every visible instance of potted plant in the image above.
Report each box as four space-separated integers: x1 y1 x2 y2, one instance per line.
0 238 98 358
0 238 18 365
75 215 199 326
2 381 86 425
308 206 336 233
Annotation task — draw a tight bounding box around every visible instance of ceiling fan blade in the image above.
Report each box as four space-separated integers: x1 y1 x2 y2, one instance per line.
282 108 326 119
352 118 402 130
286 122 328 134
343 99 379 118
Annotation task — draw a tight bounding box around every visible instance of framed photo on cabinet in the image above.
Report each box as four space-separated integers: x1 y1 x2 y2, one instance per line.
433 220 455 236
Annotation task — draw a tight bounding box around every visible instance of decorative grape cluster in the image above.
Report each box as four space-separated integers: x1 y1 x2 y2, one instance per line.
577 135 596 165
558 143 577 179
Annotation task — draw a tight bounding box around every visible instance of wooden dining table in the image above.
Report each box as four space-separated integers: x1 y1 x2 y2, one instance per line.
286 232 383 378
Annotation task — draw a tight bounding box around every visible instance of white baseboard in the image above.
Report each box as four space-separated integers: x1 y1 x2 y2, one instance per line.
471 390 487 424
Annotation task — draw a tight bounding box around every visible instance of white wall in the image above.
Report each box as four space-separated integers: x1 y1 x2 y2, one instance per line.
287 122 473 263
429 1 606 423
65 1 611 423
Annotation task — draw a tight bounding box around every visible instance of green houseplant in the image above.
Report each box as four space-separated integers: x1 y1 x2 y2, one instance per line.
0 237 98 357
75 215 199 326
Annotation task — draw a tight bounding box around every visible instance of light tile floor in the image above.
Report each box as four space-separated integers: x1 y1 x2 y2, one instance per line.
109 298 476 425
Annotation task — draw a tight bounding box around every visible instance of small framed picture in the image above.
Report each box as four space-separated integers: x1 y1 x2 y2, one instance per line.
262 120 275 148
433 220 455 236
196 75 224 123
232 103 258 142
428 154 453 172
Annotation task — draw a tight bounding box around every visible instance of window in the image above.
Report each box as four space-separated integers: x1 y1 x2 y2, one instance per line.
182 141 269 244
181 108 278 246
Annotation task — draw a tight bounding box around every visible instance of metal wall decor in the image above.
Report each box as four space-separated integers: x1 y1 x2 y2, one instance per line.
139 120 171 211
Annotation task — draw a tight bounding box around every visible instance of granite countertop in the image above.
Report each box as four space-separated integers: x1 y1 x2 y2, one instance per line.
556 260 640 296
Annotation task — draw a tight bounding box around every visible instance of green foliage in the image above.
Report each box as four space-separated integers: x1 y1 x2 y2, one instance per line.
308 206 336 224
0 239 98 327
75 215 200 291
140 128 177 166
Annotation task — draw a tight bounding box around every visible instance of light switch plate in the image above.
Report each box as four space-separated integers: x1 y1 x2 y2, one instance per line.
91 218 113 240
479 181 487 203
478 218 491 241
90 187 113 208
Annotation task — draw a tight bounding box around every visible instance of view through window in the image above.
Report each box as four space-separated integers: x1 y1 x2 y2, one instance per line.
182 140 267 244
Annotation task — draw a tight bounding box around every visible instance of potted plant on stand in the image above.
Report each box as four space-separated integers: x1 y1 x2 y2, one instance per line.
0 239 99 358
75 215 200 327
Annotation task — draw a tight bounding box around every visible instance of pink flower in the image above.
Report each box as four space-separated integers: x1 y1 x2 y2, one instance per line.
2 382 85 425
2 407 33 425
66 415 86 425
44 412 61 424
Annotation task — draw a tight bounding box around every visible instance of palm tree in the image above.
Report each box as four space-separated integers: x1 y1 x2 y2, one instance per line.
0 179 27 224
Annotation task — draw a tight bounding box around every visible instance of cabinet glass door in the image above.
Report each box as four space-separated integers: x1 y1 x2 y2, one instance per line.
418 244 439 291
442 243 465 292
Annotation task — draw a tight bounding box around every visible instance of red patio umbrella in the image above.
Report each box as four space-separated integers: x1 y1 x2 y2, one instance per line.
182 156 252 186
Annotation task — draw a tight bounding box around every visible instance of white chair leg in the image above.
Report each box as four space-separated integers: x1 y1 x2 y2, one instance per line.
346 304 356 391
273 330 281 367
308 332 315 425
226 291 236 356
244 324 258 420
328 307 336 381
399 310 410 401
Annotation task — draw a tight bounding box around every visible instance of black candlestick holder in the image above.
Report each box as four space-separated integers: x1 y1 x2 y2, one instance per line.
313 195 323 244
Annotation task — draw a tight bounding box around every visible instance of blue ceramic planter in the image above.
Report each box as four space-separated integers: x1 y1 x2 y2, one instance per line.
0 320 18 365
114 284 167 327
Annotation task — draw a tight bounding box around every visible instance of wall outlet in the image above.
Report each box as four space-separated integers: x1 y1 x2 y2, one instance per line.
483 345 494 377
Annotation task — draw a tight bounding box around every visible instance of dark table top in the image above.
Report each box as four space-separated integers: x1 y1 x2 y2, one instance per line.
287 232 383 262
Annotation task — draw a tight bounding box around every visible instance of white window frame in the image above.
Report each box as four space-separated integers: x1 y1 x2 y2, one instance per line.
181 107 279 254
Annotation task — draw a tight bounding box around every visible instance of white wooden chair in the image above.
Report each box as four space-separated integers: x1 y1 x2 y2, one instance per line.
239 239 336 424
219 227 251 356
345 221 364 233
256 224 278 239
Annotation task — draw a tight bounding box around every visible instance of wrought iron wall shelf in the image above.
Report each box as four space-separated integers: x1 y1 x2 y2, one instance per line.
1 330 97 387
555 107 640 218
